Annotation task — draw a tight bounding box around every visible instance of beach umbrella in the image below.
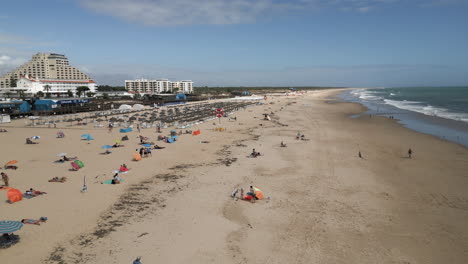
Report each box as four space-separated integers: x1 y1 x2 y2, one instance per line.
30 136 41 140
81 134 91 138
71 162 80 171
114 140 122 144
142 144 152 147
0 221 23 234
82 135 94 141
7 188 23 203
4 160 18 166
57 153 67 157
101 145 112 149
96 118 104 122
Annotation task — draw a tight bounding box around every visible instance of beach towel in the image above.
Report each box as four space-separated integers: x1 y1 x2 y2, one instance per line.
192 130 201 136
167 138 174 143
102 179 125 184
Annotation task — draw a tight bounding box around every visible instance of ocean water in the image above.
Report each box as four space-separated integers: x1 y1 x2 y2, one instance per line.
340 87 468 147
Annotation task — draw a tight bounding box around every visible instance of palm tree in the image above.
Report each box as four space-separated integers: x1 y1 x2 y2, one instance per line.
44 85 52 98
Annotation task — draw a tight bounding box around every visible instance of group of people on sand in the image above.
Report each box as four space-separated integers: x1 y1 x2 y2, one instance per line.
250 148 261 158
358 148 414 159
0 128 7 132
138 147 152 157
232 186 260 203
295 132 308 141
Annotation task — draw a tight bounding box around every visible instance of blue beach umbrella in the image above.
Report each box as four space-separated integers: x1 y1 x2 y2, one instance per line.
142 144 152 147
101 145 113 149
81 134 90 138
0 221 23 234
83 135 94 141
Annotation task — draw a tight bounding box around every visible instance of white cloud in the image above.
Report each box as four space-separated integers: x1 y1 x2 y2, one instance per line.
78 0 407 26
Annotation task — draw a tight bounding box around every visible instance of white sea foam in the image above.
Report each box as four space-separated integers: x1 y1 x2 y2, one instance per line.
384 99 468 123
352 89 383 101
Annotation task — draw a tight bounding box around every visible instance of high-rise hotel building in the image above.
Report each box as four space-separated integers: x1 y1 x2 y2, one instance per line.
125 79 193 94
0 53 96 94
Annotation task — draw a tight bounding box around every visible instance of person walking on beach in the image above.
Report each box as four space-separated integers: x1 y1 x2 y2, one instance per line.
108 123 113 133
137 124 141 133
1 172 9 186
408 148 413 158
358 151 363 159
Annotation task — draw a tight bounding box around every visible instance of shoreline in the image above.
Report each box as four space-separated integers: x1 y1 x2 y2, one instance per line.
1 89 467 263
339 88 468 148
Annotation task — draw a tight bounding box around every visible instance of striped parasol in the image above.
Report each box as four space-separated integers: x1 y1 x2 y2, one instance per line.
0 221 23 234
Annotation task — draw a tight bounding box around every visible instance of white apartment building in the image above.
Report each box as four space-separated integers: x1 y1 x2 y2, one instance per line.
0 53 95 90
125 79 193 94
15 74 96 95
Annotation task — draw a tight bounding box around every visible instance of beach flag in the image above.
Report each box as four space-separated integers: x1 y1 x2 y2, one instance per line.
192 130 201 136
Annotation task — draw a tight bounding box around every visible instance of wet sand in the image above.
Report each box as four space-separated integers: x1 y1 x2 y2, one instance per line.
1 90 467 263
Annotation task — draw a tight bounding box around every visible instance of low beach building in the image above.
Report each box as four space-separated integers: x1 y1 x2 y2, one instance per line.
14 75 97 96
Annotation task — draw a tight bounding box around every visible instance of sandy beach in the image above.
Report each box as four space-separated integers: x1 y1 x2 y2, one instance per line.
1 89 467 263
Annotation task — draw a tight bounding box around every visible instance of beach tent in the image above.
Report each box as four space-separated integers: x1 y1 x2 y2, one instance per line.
81 134 94 141
118 104 132 110
132 104 144 110
0 221 23 233
133 152 142 161
253 187 264 199
7 188 23 203
75 160 84 168
119 128 133 133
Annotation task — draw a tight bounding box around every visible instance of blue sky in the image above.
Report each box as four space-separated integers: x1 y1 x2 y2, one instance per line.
1 0 467 87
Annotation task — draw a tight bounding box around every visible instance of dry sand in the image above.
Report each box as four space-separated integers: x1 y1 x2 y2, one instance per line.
1 89 467 263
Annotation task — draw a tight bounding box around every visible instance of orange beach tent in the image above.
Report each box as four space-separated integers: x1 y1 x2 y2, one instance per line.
0 187 23 203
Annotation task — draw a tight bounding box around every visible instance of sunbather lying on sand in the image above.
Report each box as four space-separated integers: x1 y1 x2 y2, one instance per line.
0 128 7 132
49 177 67 183
4 165 17 170
21 217 47 225
25 188 47 197
153 145 165 149
58 156 77 162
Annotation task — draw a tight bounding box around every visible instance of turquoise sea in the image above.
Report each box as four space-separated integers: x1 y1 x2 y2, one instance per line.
340 87 468 147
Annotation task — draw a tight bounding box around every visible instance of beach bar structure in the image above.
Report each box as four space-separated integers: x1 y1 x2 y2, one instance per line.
0 101 31 115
